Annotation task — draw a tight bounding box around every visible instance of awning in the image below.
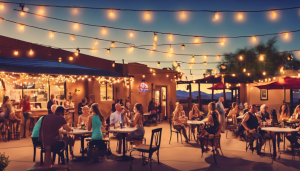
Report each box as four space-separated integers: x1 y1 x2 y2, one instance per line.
177 75 252 84
0 57 127 77
255 77 300 89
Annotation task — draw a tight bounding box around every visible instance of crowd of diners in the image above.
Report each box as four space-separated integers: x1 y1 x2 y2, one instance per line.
172 97 300 156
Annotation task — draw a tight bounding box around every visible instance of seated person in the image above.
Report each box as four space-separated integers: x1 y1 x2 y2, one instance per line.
256 104 270 122
173 104 189 143
2 96 22 131
78 98 87 116
243 103 249 114
227 102 239 118
242 104 270 155
126 103 145 143
189 104 201 135
40 106 72 164
110 103 126 153
290 105 300 121
87 103 106 160
278 103 290 123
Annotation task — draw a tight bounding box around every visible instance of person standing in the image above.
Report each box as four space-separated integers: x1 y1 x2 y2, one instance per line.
22 95 31 138
78 98 87 116
216 97 225 133
47 94 56 114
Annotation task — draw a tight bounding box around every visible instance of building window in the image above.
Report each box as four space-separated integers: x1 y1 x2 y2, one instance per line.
100 82 113 101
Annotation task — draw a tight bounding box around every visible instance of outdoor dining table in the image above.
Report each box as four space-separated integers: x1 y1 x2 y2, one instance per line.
261 127 298 161
109 127 137 161
187 120 205 141
62 128 92 162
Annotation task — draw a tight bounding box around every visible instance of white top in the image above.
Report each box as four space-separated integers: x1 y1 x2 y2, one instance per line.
237 115 244 119
187 120 205 125
143 113 151 116
261 127 298 133
109 127 137 133
62 128 92 135
110 111 122 125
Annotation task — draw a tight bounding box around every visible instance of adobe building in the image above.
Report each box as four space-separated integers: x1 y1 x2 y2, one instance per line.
0 35 178 125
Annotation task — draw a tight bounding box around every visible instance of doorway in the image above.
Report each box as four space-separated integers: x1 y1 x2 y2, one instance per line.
154 86 167 120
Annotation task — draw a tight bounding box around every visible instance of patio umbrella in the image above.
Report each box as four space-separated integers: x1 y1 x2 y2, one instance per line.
207 82 227 90
255 77 300 102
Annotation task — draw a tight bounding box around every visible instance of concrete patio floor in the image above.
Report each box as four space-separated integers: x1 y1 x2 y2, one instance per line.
1 122 300 171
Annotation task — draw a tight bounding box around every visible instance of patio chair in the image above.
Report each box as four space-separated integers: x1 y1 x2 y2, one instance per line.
226 116 237 138
245 131 258 154
0 118 8 142
129 128 162 171
169 117 182 144
199 123 223 164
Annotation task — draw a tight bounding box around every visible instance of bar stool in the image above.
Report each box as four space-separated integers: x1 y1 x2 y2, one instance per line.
7 119 20 140
0 118 8 142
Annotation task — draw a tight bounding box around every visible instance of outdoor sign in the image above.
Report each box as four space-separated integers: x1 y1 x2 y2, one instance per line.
139 82 148 92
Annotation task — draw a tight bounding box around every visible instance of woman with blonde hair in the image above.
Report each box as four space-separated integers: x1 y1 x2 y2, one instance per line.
173 104 189 143
291 105 300 120
22 95 31 138
278 103 290 123
189 104 202 136
227 102 239 118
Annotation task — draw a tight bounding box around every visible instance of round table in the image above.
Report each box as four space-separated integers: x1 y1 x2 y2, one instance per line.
261 127 298 160
109 127 137 161
62 128 92 162
187 120 205 141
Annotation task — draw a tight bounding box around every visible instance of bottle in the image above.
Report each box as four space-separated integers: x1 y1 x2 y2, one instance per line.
120 121 123 129
81 121 85 129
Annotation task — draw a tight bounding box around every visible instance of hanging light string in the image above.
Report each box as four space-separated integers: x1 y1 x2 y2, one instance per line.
13 9 298 39
1 1 299 12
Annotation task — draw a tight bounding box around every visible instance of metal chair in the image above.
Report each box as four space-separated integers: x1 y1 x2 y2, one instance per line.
199 123 223 164
129 128 162 171
169 117 182 144
226 116 237 138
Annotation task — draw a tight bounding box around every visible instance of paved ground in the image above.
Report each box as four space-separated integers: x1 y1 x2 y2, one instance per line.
1 122 300 171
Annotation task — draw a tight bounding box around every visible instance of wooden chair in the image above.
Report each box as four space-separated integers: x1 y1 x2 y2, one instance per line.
129 128 162 171
32 139 45 165
199 123 223 164
169 117 182 144
0 118 8 142
7 119 20 140
226 116 237 138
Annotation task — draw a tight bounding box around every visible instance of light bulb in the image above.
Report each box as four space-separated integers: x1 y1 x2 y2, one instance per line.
0 4 4 9
112 62 115 67
214 12 219 20
169 34 173 41
129 46 134 52
70 35 75 40
14 50 19 56
262 71 266 76
144 11 151 20
220 38 225 46
111 41 115 47
191 56 195 63
194 37 200 44
69 56 73 61
29 49 34 55
239 55 243 61
107 49 110 54
259 55 264 61
109 10 115 19
102 27 107 35
285 32 289 39
143 75 145 78
272 10 277 19
217 55 220 59
238 12 243 20
153 72 156 76
189 64 192 69
92 47 96 52
204 61 207 66
252 36 256 42
181 44 185 50
129 31 134 37
153 33 158 42
243 68 246 72
153 43 157 49
58 57 62 62
73 23 79 30
166 75 169 77
94 40 98 45
157 62 160 68
247 73 250 76
203 55 207 60
19 24 25 30
232 74 236 77
49 31 54 38
20 11 25 16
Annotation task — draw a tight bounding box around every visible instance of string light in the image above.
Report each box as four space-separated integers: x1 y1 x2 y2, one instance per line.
14 50 19 56
106 48 110 54
191 73 193 78
271 10 277 19
69 56 73 61
203 55 207 60
189 64 192 69
214 12 219 21
144 11 151 20
49 31 54 38
129 46 134 52
58 57 62 62
70 35 75 40
153 33 158 42
194 37 200 44
252 36 256 42
157 62 160 68
204 61 207 66
72 8 78 15
143 75 145 78
191 55 195 63
169 34 173 41
75 48 80 55
112 61 115 67
237 12 243 20
150 68 153 72
247 73 251 76
243 68 246 72
29 49 34 55
94 40 98 45
220 38 225 46
111 41 115 47
153 43 157 49
280 66 284 73
0 4 4 9
217 55 220 59
153 72 156 76
92 47 96 52
19 24 25 30
262 71 266 76
180 11 186 20
73 23 79 30
239 55 243 61
259 54 264 61
168 45 173 57
108 9 115 19
284 32 289 39
166 74 169 77
181 44 185 50
101 27 107 35
232 73 236 77
129 30 134 37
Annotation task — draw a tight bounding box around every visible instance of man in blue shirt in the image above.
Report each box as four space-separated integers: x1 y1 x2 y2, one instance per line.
216 97 225 133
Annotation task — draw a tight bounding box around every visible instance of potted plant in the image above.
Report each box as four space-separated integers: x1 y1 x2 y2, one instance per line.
0 153 9 171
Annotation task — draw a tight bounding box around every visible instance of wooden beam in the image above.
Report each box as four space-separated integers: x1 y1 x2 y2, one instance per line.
223 82 226 102
188 83 192 111
198 82 202 110
211 83 214 102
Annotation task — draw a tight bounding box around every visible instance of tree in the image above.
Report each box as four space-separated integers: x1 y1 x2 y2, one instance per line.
218 37 300 80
